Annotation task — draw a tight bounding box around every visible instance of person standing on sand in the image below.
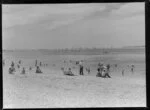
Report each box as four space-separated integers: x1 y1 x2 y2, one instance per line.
131 65 135 74
21 67 26 74
36 66 42 73
40 62 42 66
79 60 84 75
35 60 38 67
122 69 125 76
86 67 90 74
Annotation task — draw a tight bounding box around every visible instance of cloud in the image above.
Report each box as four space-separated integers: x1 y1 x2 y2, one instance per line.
2 4 106 29
111 3 144 17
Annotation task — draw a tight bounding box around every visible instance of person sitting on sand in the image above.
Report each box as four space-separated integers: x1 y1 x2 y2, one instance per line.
17 64 20 69
11 61 15 67
29 67 32 70
19 60 21 64
21 67 26 74
36 66 42 73
68 68 74 76
9 67 14 74
61 68 74 76
102 66 111 78
96 63 103 77
86 67 90 74
106 64 110 72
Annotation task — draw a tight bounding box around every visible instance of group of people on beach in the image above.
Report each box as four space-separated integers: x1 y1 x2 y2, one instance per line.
6 59 44 75
61 60 111 78
3 58 135 78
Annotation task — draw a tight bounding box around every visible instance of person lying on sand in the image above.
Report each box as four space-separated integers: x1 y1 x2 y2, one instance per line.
36 66 43 73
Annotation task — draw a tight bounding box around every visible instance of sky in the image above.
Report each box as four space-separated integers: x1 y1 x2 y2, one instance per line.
2 3 145 49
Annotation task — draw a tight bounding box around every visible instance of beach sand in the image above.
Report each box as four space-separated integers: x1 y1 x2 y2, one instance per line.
3 51 146 108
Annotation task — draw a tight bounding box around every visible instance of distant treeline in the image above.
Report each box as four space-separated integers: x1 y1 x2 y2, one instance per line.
3 47 145 55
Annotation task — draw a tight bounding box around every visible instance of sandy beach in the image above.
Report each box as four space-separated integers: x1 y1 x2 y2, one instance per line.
3 50 146 108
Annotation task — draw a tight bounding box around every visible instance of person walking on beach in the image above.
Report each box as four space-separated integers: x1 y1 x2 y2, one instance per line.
79 60 84 75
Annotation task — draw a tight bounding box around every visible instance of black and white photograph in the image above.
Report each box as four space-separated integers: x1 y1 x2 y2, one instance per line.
2 3 146 108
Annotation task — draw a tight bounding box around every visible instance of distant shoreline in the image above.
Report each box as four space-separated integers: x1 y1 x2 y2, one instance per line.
2 46 145 56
